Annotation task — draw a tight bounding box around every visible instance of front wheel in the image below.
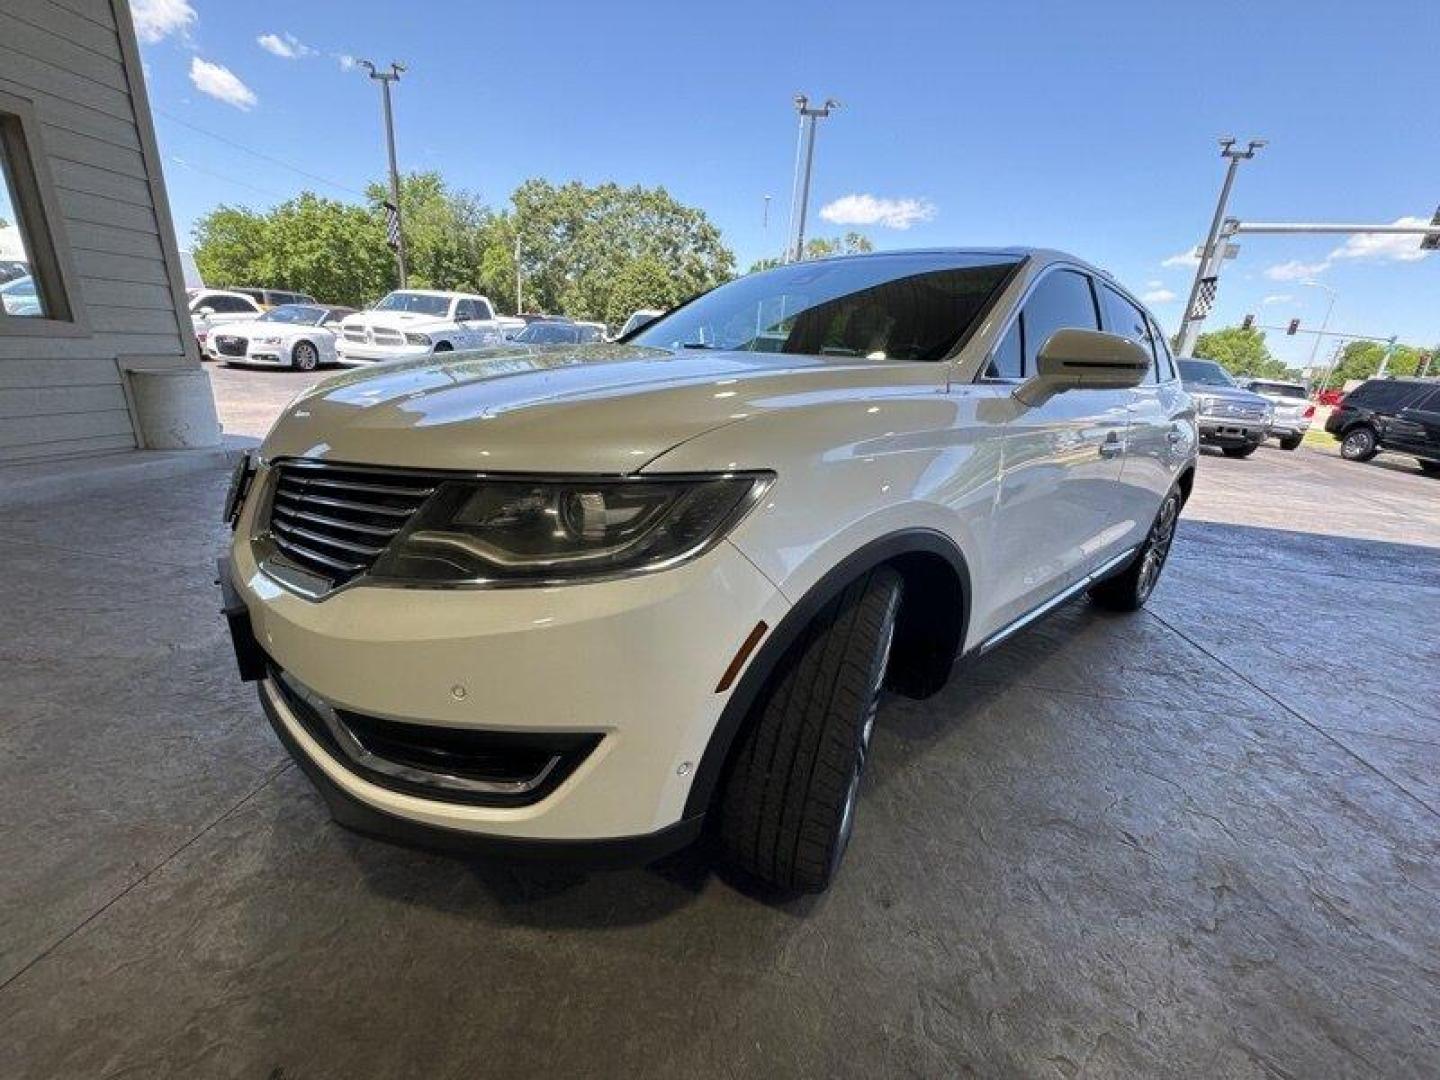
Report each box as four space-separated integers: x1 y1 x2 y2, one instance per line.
1340 426 1378 461
1419 460 1440 476
290 340 319 371
1089 487 1181 612
1279 435 1303 451
717 567 902 893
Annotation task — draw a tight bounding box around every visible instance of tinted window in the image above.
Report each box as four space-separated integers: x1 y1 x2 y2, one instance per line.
1149 319 1177 381
986 321 1022 379
1179 359 1236 387
1349 381 1428 410
632 253 1020 362
1098 285 1157 381
1248 380 1308 399
1020 269 1099 375
207 294 255 313
373 291 451 317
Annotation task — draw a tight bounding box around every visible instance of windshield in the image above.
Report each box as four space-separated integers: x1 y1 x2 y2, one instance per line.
631 254 1021 362
1247 380 1307 399
261 304 324 325
0 275 38 315
515 322 582 344
1179 359 1237 387
372 291 452 317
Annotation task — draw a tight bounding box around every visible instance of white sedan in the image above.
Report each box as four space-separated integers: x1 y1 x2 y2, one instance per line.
207 304 356 370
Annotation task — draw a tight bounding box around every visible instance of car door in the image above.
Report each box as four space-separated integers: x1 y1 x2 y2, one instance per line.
1097 286 1190 544
1391 385 1440 456
981 267 1131 632
453 299 481 347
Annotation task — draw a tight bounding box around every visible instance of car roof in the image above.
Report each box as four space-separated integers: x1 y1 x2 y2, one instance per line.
386 288 484 299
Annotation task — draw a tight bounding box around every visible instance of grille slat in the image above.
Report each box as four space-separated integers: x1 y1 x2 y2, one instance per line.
262 462 442 591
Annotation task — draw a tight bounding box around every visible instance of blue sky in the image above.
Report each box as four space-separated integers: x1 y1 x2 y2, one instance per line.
134 0 1440 366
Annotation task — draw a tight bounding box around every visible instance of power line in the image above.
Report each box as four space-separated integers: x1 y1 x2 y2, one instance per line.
154 108 371 200
165 155 292 202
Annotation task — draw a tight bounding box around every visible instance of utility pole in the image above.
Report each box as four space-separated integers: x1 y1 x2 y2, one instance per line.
1376 335 1399 379
1301 279 1337 371
1176 137 1265 356
359 60 407 287
787 95 839 263
514 232 522 314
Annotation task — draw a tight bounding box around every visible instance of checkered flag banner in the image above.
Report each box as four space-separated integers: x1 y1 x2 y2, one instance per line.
384 201 401 250
1189 276 1218 321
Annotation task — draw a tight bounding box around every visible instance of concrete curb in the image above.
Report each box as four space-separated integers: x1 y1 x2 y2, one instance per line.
0 436 260 510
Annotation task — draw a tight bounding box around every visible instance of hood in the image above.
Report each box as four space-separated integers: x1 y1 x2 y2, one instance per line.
260 344 906 473
344 310 452 330
213 319 293 339
1182 382 1270 406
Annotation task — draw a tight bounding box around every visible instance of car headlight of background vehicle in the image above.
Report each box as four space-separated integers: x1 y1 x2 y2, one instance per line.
405 332 432 346
369 473 773 584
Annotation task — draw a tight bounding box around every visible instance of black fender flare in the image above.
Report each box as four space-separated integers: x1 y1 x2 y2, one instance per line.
682 528 971 819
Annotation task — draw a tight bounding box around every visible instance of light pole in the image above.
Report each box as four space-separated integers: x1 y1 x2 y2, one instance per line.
359 60 407 287
787 95 839 263
1300 279 1337 373
1176 137 1265 356
514 231 522 314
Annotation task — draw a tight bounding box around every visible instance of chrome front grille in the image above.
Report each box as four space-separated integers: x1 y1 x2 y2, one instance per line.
371 327 405 346
214 334 247 357
263 462 438 590
343 326 368 343
1211 400 1267 421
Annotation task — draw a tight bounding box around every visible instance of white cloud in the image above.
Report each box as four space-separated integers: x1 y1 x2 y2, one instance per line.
257 32 315 59
0 223 26 260
336 53 357 71
1264 259 1330 281
1329 216 1432 263
131 0 196 43
819 194 936 230
189 58 258 111
1160 248 1200 268
1262 294 1292 306
1141 287 1176 304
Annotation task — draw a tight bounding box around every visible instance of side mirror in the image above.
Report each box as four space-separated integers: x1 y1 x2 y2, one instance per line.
1014 328 1151 406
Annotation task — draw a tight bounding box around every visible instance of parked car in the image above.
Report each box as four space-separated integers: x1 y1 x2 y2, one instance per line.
0 273 41 316
336 290 507 364
1241 377 1314 450
207 305 356 370
1316 387 1346 409
225 287 318 310
190 289 266 337
617 308 665 339
0 259 28 285
510 319 605 345
1178 357 1273 457
1323 377 1440 473
219 248 1197 892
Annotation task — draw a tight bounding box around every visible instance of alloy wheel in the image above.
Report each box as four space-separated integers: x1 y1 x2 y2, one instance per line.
1136 493 1179 602
293 342 318 371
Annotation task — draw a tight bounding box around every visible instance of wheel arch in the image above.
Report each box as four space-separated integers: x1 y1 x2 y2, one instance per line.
683 529 970 819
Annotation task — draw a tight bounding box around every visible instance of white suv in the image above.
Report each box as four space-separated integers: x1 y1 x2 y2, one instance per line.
220 249 1197 892
336 290 507 364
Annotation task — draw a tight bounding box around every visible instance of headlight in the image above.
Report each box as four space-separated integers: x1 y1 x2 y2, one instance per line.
370 473 772 584
405 332 432 346
1193 394 1213 412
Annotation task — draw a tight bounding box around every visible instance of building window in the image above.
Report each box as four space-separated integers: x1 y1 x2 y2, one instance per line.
0 93 76 327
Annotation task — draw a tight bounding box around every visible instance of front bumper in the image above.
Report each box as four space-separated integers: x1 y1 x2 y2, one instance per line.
335 340 430 364
1197 416 1270 447
223 502 788 850
1268 417 1312 438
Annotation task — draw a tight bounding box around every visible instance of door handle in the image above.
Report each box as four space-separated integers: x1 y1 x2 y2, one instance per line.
1167 429 1184 444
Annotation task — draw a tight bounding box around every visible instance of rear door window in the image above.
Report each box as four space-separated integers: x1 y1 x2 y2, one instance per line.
1098 285 1158 382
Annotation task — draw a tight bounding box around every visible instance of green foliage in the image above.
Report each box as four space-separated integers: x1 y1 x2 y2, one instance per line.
193 174 734 323
1191 325 1295 379
512 179 734 322
1326 340 1432 385
747 232 873 273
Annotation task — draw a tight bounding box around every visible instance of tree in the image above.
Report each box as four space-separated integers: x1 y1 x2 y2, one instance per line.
1191 325 1294 378
1326 340 1429 385
511 179 734 322
747 232 873 274
366 172 506 301
604 257 687 328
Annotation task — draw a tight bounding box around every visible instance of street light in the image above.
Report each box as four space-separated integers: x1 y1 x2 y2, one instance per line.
1300 278 1337 373
358 60 407 287
786 95 839 263
1176 137 1265 355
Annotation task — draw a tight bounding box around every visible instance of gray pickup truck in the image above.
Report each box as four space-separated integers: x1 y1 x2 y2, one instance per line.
1178 357 1274 458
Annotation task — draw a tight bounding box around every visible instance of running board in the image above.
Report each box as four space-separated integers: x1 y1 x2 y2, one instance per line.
977 546 1139 655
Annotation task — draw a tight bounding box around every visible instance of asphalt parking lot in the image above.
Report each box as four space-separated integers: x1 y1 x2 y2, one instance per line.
2 371 1437 1077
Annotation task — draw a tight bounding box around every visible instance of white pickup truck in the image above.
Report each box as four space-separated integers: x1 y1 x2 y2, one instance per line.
336 290 520 364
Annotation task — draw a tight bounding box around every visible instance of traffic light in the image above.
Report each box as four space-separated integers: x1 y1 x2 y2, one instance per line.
1242 314 1255 330
1287 318 1300 336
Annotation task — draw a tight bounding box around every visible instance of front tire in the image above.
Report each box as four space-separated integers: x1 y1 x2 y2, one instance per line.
1279 434 1303 451
1222 444 1258 458
291 340 319 371
1419 460 1440 476
1089 487 1181 612
1340 426 1378 461
717 567 902 893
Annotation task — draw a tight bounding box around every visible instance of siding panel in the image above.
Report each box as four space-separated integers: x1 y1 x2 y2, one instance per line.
0 407 133 448
0 12 129 92
5 0 122 60
0 432 134 463
0 383 127 418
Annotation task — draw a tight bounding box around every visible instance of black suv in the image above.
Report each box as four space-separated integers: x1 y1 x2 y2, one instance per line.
1324 378 1440 474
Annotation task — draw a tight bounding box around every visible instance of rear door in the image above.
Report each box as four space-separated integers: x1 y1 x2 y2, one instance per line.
984 267 1131 631
1392 385 1440 456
